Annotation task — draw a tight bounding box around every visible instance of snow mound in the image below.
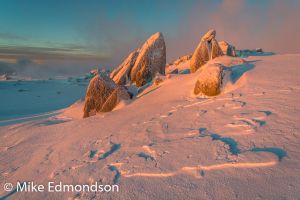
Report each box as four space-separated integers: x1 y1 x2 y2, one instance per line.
207 55 245 67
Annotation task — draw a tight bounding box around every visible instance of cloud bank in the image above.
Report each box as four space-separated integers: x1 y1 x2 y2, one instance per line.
1 0 299 78
82 0 300 67
166 0 300 61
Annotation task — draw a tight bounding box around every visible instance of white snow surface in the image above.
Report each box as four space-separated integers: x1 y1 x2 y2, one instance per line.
0 78 88 124
0 54 300 199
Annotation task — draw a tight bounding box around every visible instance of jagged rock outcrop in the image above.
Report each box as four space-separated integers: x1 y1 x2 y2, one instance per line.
109 32 166 87
89 68 110 78
211 38 224 59
90 69 99 76
170 55 192 66
152 74 166 86
219 41 236 57
255 48 263 53
130 32 166 87
190 29 223 73
110 50 139 85
83 74 130 118
190 41 210 73
166 55 191 75
194 63 224 96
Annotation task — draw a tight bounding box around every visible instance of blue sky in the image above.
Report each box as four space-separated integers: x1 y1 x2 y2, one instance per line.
0 0 194 54
0 0 299 77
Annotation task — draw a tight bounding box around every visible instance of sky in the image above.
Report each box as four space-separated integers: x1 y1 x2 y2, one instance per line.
0 0 299 78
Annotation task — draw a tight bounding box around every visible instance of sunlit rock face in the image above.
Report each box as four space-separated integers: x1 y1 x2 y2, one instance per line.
194 63 224 96
110 49 140 85
190 41 210 73
211 38 224 59
130 32 166 87
110 32 166 87
190 29 223 73
83 74 129 118
219 40 237 57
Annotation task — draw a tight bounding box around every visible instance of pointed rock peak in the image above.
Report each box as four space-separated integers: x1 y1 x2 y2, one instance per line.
201 29 216 42
219 40 229 46
110 31 166 87
130 32 166 87
146 32 164 44
110 49 139 85
153 32 164 38
190 29 223 73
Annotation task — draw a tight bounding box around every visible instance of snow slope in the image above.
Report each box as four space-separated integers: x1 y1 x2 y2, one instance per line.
0 78 89 125
0 54 300 199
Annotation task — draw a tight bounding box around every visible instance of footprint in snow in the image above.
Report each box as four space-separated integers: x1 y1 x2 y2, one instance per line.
99 143 121 160
225 110 272 133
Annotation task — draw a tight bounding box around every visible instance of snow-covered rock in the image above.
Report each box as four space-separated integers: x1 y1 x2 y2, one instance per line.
89 68 110 78
166 55 191 75
190 40 210 73
211 38 224 59
153 74 166 86
207 55 245 67
110 50 139 85
171 55 192 66
109 32 166 87
190 29 223 73
0 74 11 81
83 74 130 118
130 32 166 87
256 48 263 52
194 63 225 96
236 48 273 57
201 29 216 41
219 41 236 57
90 69 99 76
193 56 249 96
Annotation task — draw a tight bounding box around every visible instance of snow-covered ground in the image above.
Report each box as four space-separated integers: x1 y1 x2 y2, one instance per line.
0 54 300 199
0 77 89 126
